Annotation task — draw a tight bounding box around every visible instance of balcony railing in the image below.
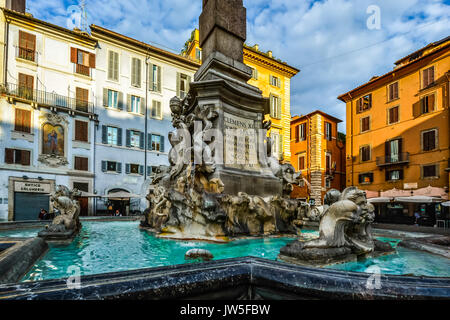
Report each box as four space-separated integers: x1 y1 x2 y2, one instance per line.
376 152 410 167
15 46 38 63
74 64 91 77
1 82 94 114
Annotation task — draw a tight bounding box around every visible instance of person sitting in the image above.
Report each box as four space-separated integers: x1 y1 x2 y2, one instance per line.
115 209 122 217
38 208 46 220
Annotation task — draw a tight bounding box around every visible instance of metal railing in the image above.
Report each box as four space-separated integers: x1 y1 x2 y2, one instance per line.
376 152 410 167
1 82 94 114
74 64 91 77
15 46 38 63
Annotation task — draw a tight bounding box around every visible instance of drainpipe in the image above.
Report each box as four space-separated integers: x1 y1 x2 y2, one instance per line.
3 17 9 85
145 51 150 180
348 93 354 187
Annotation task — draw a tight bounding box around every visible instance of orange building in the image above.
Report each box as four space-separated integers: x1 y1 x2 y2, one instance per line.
338 36 450 204
290 110 346 204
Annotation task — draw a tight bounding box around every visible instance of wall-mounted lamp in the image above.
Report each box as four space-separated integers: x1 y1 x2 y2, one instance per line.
22 175 28 180
38 176 43 181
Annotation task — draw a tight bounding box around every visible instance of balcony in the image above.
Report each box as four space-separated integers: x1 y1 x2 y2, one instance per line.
376 152 410 167
74 64 91 77
15 46 38 63
1 82 97 119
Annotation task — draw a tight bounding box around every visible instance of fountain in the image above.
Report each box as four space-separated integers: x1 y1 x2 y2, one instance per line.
279 187 395 266
38 185 82 242
141 0 305 241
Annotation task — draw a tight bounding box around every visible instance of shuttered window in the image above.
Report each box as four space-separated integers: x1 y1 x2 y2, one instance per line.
325 122 332 141
420 94 435 114
75 120 88 142
422 130 436 151
270 94 282 119
177 73 191 99
356 94 372 113
298 156 305 170
388 106 399 124
131 57 142 88
270 75 280 88
18 31 36 61
5 148 30 166
360 145 371 162
75 87 89 111
149 64 161 92
107 51 119 81
74 156 88 171
388 82 399 101
360 116 370 132
151 100 162 119
14 108 31 133
18 73 33 100
422 66 434 88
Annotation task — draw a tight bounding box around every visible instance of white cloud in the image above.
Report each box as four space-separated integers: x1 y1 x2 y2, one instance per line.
27 0 449 132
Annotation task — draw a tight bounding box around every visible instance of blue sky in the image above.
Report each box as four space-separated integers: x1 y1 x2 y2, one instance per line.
27 0 450 132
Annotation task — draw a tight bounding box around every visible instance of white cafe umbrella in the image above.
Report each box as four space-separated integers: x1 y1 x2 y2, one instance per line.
441 201 450 207
102 191 142 201
394 195 441 203
367 197 393 203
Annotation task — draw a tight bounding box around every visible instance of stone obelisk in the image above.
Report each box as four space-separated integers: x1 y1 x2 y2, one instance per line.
192 0 282 196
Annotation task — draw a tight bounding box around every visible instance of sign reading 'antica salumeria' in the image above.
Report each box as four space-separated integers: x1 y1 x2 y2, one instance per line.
224 112 261 172
14 181 51 193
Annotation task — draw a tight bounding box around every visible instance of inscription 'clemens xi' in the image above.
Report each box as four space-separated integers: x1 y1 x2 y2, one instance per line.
224 113 260 172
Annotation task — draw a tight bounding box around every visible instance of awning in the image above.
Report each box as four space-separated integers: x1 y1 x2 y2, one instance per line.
102 191 142 200
77 191 101 198
367 197 394 203
380 188 411 198
413 186 448 200
394 195 442 203
363 190 379 199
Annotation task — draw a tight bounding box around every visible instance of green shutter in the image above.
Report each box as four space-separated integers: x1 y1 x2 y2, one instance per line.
148 133 153 150
102 125 107 144
269 94 274 118
131 58 136 86
125 163 131 174
157 66 161 92
127 94 131 112
137 59 141 87
101 161 107 172
139 165 144 176
176 72 180 97
117 128 122 146
148 63 154 91
279 134 283 158
114 52 119 81
277 97 282 119
126 129 131 147
103 88 108 107
116 162 122 174
140 97 146 115
108 51 113 80
160 135 165 152
139 132 145 149
118 92 123 110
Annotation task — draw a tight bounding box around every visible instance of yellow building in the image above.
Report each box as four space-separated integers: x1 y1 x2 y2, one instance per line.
183 29 299 163
338 36 450 212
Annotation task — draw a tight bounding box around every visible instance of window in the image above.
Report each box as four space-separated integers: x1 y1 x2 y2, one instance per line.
4 148 30 166
107 50 119 81
326 153 332 173
325 179 331 189
270 75 280 87
151 134 162 152
298 155 305 170
358 173 374 184
360 145 371 162
388 82 399 101
249 66 258 80
126 163 143 175
75 87 89 112
325 122 332 141
422 129 437 151
270 95 281 119
195 48 202 61
105 89 119 109
270 132 282 159
73 182 89 192
177 73 190 99
360 116 370 132
18 31 36 62
71 48 94 76
75 120 88 142
131 57 142 87
299 123 306 141
107 127 118 145
14 108 31 133
151 100 162 119
357 94 372 113
107 161 117 172
130 95 141 114
388 106 399 124
128 130 142 148
421 94 435 114
386 169 402 181
18 73 33 100
74 156 88 171
149 64 161 92
385 138 402 163
423 164 437 178
422 66 434 88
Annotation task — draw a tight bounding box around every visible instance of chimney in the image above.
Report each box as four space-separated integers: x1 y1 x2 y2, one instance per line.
254 44 259 51
5 0 26 13
267 50 273 58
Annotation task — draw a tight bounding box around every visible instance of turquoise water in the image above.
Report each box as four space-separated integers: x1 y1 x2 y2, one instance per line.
1 221 445 282
0 228 41 238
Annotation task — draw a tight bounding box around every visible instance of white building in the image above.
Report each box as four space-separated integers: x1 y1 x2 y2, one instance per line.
89 25 198 215
0 7 98 220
